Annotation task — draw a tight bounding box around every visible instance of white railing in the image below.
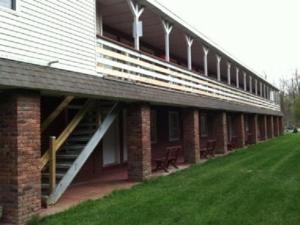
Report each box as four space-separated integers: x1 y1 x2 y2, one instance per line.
96 37 280 112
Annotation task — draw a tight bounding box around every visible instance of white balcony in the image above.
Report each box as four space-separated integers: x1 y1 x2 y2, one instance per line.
96 37 280 112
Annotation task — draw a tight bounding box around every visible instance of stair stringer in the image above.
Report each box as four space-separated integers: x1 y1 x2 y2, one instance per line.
47 103 122 205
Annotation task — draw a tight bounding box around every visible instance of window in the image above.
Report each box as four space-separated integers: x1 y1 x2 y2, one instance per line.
151 110 157 144
168 111 180 142
0 0 16 10
200 114 208 137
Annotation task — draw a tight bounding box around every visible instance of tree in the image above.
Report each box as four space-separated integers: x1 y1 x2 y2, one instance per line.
294 96 300 123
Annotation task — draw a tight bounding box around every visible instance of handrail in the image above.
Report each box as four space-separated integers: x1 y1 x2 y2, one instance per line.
40 99 94 169
41 96 74 133
96 38 280 111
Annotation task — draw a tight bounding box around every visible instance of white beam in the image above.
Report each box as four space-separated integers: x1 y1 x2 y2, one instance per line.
127 0 144 50
227 62 231 85
236 67 240 88
203 46 209 76
243 72 247 91
185 35 193 70
249 76 252 93
255 79 258 95
216 55 222 81
162 20 173 62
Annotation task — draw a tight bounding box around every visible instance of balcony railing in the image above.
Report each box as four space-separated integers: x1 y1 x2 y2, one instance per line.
96 37 280 112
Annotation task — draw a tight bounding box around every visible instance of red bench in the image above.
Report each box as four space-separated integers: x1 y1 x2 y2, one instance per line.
153 146 181 172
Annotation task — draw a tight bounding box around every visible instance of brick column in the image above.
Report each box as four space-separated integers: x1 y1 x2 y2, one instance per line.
249 114 258 144
260 115 268 140
0 91 41 225
232 113 245 148
127 104 151 181
267 115 274 139
213 112 228 154
183 109 200 163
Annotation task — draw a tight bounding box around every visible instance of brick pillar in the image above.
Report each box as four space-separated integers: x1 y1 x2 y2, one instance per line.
267 115 274 139
0 91 41 225
127 104 151 181
212 112 228 154
232 113 245 148
249 114 258 144
183 109 200 163
261 115 268 140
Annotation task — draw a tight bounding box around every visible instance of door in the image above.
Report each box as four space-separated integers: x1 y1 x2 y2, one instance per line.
103 118 120 166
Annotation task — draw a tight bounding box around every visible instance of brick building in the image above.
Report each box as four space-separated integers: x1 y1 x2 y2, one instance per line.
0 0 283 224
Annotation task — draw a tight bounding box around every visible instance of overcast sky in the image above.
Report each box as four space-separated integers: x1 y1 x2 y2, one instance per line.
157 0 300 87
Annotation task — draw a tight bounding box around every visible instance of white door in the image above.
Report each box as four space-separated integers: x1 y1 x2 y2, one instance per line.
103 118 120 166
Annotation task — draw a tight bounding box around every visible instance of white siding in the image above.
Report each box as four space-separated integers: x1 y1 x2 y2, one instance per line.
0 0 97 75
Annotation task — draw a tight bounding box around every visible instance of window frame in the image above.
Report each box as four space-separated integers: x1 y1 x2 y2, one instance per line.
168 111 180 142
200 113 208 138
0 0 19 14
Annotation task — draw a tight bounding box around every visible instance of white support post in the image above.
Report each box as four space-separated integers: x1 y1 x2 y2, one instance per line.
249 76 252 93
263 84 266 98
236 67 240 88
203 46 209 76
227 62 231 85
260 82 263 97
127 0 144 50
185 35 193 70
216 55 222 81
243 72 247 91
162 20 173 62
255 79 258 95
96 9 103 36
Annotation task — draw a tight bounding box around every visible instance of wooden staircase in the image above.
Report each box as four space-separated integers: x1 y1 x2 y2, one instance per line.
41 111 97 199
41 101 122 205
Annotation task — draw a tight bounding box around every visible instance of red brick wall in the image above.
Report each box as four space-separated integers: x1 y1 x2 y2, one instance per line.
127 104 151 181
249 114 258 144
182 109 200 163
0 91 41 225
232 113 245 148
209 112 228 154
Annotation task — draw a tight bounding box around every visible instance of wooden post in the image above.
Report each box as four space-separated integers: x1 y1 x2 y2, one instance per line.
49 136 57 194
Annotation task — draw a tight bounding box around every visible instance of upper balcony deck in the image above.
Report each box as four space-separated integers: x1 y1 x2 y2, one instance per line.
96 0 281 113
96 36 280 112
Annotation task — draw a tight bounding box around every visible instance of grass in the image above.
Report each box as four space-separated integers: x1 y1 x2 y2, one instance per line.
30 134 300 225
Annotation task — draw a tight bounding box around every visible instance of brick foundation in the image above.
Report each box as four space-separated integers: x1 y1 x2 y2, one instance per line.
249 114 258 144
182 109 200 163
127 104 151 181
0 91 41 225
267 115 274 139
232 113 245 148
212 112 228 154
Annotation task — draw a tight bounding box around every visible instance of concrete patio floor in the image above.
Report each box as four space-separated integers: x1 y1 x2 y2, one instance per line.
40 161 193 217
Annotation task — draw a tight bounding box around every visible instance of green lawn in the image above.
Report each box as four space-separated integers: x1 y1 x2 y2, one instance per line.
30 134 300 225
